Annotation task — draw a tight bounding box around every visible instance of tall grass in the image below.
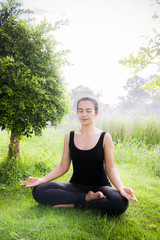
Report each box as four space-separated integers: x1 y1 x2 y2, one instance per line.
114 141 160 177
0 114 159 185
98 114 160 146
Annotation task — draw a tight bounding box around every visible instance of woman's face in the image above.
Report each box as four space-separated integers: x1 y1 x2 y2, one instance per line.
77 100 98 125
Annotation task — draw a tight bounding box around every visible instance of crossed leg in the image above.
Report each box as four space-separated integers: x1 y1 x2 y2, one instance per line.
53 190 106 208
32 182 128 214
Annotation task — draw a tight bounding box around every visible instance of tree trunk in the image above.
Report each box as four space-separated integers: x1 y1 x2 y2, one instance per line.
8 130 21 159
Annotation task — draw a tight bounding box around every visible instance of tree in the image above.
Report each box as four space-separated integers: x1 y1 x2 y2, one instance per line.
119 1 160 98
117 75 160 115
70 85 101 112
0 0 70 159
68 85 111 121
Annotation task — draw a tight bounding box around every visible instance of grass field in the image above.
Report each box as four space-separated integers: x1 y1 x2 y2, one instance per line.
0 118 160 240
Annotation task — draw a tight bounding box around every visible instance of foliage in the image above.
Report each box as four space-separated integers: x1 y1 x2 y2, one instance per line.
33 161 52 176
0 157 30 185
0 0 70 159
0 56 69 136
119 30 160 98
119 2 160 98
0 0 70 136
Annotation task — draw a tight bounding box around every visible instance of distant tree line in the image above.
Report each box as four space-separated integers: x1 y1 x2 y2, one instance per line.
69 77 160 119
117 75 160 116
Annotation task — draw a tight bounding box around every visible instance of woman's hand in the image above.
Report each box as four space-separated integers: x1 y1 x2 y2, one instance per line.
20 177 44 187
119 187 138 203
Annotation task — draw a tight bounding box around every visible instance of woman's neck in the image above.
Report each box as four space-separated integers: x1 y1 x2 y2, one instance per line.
79 124 98 134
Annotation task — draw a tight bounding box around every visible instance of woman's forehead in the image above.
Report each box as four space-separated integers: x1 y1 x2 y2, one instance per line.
78 100 94 108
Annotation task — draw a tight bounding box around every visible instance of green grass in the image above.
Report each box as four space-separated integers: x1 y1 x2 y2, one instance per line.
0 167 159 240
114 141 160 177
0 123 160 239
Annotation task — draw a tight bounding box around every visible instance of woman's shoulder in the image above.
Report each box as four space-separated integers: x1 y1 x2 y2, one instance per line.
64 131 75 141
65 131 74 136
94 128 110 137
64 132 71 142
103 132 113 146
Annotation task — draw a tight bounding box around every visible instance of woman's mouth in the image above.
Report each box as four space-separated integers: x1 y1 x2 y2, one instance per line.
81 118 88 121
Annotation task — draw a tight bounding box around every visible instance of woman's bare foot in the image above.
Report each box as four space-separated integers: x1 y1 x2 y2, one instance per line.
53 204 74 208
85 191 106 201
53 191 106 207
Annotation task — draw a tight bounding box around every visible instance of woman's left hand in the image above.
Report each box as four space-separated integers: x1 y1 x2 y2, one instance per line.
119 187 138 203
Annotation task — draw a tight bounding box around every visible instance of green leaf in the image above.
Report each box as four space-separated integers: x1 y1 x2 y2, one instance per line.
156 49 160 56
152 12 159 19
153 28 157 33
140 47 146 51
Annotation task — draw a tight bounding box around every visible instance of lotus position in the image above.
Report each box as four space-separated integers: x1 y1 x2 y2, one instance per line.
21 97 138 214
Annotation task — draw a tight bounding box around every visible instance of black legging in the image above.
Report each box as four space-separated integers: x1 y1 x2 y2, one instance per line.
32 182 129 215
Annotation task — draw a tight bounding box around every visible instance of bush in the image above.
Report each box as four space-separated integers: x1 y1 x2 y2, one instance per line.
33 161 51 176
0 158 30 185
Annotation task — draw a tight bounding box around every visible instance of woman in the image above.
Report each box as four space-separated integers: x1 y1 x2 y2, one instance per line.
21 97 138 214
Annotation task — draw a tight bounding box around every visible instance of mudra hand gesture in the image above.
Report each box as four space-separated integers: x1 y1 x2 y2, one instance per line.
119 187 138 203
21 177 43 187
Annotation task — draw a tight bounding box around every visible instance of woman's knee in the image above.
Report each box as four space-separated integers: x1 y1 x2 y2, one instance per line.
116 197 129 214
32 184 46 203
102 197 129 215
110 190 129 214
104 191 129 214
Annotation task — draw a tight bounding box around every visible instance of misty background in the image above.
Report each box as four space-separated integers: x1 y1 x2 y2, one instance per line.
22 0 160 117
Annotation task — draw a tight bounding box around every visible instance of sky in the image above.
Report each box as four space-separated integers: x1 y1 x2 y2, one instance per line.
22 0 160 106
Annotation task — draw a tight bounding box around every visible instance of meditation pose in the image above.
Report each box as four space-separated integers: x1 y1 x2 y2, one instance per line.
21 97 138 214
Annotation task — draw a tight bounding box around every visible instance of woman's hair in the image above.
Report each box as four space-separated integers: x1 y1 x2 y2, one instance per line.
77 97 99 113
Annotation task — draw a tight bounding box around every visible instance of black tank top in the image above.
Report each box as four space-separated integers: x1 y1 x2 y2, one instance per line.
69 131 111 187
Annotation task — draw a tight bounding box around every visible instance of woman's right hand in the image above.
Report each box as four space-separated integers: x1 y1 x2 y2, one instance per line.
20 177 44 187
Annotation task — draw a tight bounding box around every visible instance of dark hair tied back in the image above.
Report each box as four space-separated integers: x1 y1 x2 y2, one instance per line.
77 97 99 113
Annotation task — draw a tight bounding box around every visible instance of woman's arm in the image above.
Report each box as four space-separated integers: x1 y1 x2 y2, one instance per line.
41 133 71 183
104 133 138 202
103 133 124 190
21 133 71 187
